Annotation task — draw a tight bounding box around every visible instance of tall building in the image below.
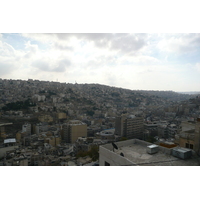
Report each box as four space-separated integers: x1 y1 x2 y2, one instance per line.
0 123 13 139
115 114 144 139
63 120 87 143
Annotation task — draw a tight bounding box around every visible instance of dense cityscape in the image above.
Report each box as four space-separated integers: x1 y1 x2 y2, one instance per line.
1 78 200 166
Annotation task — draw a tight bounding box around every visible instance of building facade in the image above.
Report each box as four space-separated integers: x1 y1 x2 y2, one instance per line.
63 120 87 143
115 114 144 139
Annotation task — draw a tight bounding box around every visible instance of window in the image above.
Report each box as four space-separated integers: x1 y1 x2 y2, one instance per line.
105 161 110 166
185 143 189 148
190 144 194 149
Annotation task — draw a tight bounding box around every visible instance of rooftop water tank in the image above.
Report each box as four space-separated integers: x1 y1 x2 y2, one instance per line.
147 144 159 154
172 147 192 159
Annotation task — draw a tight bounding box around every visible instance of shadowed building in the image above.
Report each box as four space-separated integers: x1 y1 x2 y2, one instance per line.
115 114 144 139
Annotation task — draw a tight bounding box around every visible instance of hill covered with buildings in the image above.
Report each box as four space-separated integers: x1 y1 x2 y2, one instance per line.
1 78 200 166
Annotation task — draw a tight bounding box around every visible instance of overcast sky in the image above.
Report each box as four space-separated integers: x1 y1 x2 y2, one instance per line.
0 33 200 92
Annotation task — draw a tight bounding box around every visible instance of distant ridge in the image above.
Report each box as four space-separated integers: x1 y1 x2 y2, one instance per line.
177 92 200 95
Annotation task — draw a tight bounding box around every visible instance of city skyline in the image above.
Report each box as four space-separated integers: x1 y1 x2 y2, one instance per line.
1 33 200 92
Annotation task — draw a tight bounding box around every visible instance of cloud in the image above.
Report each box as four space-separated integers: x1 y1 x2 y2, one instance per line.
2 33 200 92
0 41 21 77
53 42 73 51
0 41 16 57
24 41 39 58
157 33 200 55
111 33 147 53
0 60 14 76
22 33 148 55
195 63 200 72
56 59 71 72
32 58 71 72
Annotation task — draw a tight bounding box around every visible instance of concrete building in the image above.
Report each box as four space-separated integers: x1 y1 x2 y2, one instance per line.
63 120 87 143
34 123 48 134
22 123 31 135
115 114 144 139
99 139 200 166
0 138 19 159
38 115 53 123
57 112 67 120
174 120 200 152
194 118 200 154
157 124 168 138
45 136 61 147
0 123 13 139
167 124 180 138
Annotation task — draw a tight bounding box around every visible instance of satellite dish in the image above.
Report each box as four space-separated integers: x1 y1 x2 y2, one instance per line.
120 152 124 157
112 142 118 151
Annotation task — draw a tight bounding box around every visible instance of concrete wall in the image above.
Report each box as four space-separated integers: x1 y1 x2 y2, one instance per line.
57 113 67 119
99 145 136 166
158 145 172 155
179 138 194 149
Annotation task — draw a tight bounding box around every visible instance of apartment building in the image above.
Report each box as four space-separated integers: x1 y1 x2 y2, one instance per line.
63 120 87 143
115 114 144 139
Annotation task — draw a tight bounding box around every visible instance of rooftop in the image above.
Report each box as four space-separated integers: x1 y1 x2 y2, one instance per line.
100 139 200 166
97 128 115 136
68 120 86 126
4 138 16 144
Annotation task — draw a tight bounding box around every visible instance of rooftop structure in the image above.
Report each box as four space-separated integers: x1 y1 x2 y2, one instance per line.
96 128 115 137
68 120 86 126
4 138 16 144
99 139 200 166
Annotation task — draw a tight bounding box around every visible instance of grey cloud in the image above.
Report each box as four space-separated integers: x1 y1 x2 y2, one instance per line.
32 60 50 71
190 33 200 46
56 59 71 72
54 33 147 53
24 33 148 54
55 33 73 40
111 34 147 53
55 33 113 41
54 42 73 51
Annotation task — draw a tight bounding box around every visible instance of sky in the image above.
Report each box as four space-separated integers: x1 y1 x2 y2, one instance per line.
0 33 200 92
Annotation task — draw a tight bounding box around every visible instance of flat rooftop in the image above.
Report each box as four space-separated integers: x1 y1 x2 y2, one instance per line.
101 139 200 166
68 120 86 126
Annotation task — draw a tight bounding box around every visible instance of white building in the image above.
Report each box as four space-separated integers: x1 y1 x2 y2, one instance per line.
99 139 199 166
22 123 31 135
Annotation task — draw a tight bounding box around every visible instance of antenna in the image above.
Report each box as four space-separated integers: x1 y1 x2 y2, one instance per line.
112 142 118 152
